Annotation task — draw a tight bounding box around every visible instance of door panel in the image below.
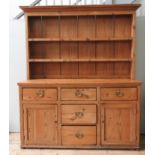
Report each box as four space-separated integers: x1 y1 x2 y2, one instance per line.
101 102 137 145
24 104 58 145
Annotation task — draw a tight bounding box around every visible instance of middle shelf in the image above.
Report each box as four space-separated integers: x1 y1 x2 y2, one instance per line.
29 58 132 63
29 41 132 60
28 38 133 42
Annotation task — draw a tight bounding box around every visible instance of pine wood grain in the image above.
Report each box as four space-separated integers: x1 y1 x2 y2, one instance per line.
18 4 142 149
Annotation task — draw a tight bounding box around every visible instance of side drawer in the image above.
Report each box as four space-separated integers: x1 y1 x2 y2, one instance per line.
101 87 137 101
61 88 97 101
22 88 58 101
61 105 97 125
62 126 96 146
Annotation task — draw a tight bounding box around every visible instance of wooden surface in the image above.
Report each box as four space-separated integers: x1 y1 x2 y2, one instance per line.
100 87 137 100
23 88 58 101
19 81 141 148
18 4 142 149
21 5 140 79
61 104 97 125
101 102 136 145
60 88 97 101
18 79 141 85
23 104 58 145
62 126 96 146
20 4 141 13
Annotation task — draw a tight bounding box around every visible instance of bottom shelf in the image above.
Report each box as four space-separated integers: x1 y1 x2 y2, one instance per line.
30 62 131 79
30 75 130 79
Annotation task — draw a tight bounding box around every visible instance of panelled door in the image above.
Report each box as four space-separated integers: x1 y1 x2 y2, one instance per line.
101 102 137 145
23 104 58 146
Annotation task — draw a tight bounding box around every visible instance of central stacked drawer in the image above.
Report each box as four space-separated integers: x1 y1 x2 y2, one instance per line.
60 88 97 146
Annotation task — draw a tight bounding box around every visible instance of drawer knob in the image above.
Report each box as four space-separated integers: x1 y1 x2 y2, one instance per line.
75 89 83 97
36 89 44 97
115 90 124 97
75 132 84 139
75 89 89 98
75 112 84 118
70 111 84 121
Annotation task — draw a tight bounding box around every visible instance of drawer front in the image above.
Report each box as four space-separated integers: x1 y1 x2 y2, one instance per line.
23 88 57 101
101 88 137 101
61 105 96 124
61 88 97 101
62 126 96 145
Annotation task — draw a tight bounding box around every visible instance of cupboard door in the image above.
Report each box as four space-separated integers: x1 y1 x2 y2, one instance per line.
24 104 58 146
101 102 137 145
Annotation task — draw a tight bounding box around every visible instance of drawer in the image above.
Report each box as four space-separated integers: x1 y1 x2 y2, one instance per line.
61 88 97 101
101 88 137 101
62 126 96 146
61 105 96 124
23 88 57 101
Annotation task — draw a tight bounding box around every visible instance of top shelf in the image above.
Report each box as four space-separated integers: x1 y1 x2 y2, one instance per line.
28 37 133 42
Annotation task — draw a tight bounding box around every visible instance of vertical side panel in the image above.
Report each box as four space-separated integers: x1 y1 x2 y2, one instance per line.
136 85 141 146
26 15 30 79
131 13 136 79
19 87 24 145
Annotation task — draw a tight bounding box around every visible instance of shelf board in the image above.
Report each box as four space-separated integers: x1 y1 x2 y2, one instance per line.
28 38 133 42
30 74 131 79
29 58 132 63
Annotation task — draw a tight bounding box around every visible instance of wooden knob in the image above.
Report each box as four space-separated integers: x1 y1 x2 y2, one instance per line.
36 89 44 97
75 112 84 118
115 90 124 97
75 89 83 97
75 132 84 139
75 89 89 98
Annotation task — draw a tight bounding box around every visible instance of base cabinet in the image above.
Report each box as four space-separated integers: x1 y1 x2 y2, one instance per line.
18 80 141 149
23 104 58 146
101 102 137 146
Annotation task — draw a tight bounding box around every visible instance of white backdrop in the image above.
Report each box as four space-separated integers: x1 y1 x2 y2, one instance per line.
9 0 145 133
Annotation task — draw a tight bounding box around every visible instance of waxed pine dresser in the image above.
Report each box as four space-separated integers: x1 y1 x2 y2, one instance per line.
18 4 142 149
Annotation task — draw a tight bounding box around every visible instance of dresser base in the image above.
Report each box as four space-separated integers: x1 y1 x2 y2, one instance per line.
18 79 141 149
